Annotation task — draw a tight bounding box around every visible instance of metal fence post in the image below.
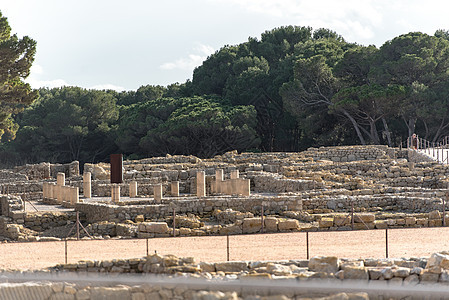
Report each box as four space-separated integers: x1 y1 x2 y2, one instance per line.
306 231 309 260
65 239 68 264
351 202 354 230
173 208 176 237
146 238 149 256
385 229 389 259
76 211 80 240
227 235 230 261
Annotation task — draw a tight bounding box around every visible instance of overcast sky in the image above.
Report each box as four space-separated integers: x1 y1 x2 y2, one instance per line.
2 0 449 91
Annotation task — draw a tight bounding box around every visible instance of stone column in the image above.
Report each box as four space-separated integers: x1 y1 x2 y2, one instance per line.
42 182 47 199
57 172 65 203
215 169 224 194
196 171 206 197
231 179 239 195
223 180 230 195
239 179 251 196
129 181 138 198
48 183 54 200
171 181 179 197
154 183 162 203
230 170 239 179
111 184 120 203
71 187 79 205
83 172 92 198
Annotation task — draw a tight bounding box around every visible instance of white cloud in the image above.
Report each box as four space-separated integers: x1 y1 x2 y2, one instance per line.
25 64 126 91
29 64 43 75
210 0 388 43
25 77 71 89
160 43 215 71
89 84 126 92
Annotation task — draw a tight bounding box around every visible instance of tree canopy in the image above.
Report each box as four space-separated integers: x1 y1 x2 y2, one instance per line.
0 11 37 142
3 20 449 165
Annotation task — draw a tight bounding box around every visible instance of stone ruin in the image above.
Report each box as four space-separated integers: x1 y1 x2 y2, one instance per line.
0 145 449 298
0 145 448 241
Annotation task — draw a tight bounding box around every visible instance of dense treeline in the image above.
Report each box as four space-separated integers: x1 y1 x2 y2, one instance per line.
3 20 449 166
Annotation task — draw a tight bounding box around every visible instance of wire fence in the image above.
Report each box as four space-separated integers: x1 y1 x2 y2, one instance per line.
1 227 449 270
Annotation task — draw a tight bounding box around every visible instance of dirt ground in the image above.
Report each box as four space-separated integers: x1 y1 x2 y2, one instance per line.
1 227 449 270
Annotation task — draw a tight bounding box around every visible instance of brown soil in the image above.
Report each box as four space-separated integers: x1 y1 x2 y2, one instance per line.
1 227 448 270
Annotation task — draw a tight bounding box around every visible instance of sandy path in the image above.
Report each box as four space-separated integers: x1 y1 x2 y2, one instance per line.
1 227 449 270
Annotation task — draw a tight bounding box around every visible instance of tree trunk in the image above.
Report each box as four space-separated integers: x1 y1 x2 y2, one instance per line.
342 109 366 145
369 120 380 144
407 118 416 137
381 117 392 146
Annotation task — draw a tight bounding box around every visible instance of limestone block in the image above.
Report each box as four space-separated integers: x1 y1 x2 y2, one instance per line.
266 263 292 276
215 261 248 272
195 171 206 197
135 215 144 222
403 274 419 285
374 220 388 229
242 217 261 234
429 219 443 227
354 213 375 223
421 271 440 282
278 219 299 231
308 256 339 274
405 217 416 225
368 268 382 280
220 224 242 235
426 252 449 273
343 266 369 280
153 183 162 202
230 170 239 179
143 222 169 234
83 172 92 198
396 219 406 225
199 262 216 273
393 267 410 278
439 270 449 283
429 210 441 220
264 217 278 232
170 181 179 197
381 267 394 280
319 217 333 228
416 218 428 226
90 287 130 300
129 181 137 198
333 215 350 226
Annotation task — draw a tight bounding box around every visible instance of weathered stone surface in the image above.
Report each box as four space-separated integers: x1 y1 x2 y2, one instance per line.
429 210 441 220
215 261 249 273
309 256 339 274
403 274 419 285
393 267 410 278
343 266 369 280
421 271 440 282
426 252 449 273
278 219 299 231
242 218 261 234
354 214 375 223
266 263 292 276
319 217 333 228
220 224 242 235
199 262 215 273
90 287 130 300
381 267 393 280
144 222 169 234
368 268 382 280
264 217 278 232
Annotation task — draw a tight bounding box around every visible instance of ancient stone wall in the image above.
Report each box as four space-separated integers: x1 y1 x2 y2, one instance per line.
75 195 303 223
